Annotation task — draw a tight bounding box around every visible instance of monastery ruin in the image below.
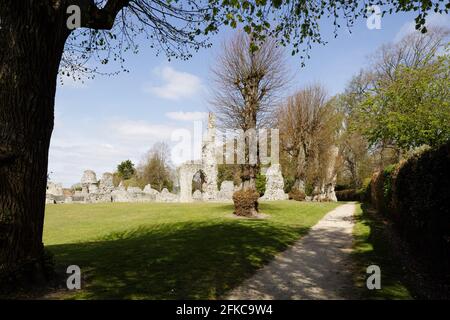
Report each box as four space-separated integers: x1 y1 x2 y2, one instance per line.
46 113 337 204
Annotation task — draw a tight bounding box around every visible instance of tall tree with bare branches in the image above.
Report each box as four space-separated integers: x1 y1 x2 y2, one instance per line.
370 27 449 84
278 84 341 196
211 31 289 193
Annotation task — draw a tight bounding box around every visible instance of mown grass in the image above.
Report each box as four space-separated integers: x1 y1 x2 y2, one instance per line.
352 203 413 299
44 201 340 299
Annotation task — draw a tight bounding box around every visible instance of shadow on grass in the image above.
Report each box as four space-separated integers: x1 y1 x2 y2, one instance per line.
48 220 309 299
352 203 413 299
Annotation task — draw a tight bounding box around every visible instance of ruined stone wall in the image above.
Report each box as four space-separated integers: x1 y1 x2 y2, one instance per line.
178 113 219 203
260 164 289 201
46 170 179 204
178 163 202 202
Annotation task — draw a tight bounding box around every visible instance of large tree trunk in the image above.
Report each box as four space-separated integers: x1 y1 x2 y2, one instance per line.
240 164 258 191
0 3 67 287
240 109 259 191
234 112 259 217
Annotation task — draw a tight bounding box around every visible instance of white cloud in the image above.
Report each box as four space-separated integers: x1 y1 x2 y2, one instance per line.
143 66 203 100
395 13 450 42
113 121 176 139
165 111 208 122
48 142 126 187
48 117 207 186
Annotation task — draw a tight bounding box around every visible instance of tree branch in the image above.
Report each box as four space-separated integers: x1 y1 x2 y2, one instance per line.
75 0 130 30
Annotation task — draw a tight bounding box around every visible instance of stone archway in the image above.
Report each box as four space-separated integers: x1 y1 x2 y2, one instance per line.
192 169 207 200
178 162 218 202
178 163 203 202
178 113 218 202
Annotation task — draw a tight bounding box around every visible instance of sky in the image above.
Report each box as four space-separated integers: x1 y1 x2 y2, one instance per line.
49 10 450 187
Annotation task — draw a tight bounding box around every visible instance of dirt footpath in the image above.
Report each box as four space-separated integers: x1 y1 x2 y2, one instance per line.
227 203 357 300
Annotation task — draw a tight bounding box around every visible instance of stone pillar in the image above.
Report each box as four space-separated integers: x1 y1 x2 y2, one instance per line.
261 164 288 201
81 170 98 194
201 113 218 200
99 172 114 193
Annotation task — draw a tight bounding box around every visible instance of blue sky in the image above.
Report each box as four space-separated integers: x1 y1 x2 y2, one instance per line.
49 11 450 186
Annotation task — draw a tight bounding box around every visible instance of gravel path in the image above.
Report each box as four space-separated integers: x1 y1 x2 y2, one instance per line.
227 203 357 300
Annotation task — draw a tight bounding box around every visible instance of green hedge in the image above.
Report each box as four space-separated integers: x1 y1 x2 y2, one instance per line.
335 189 359 201
368 141 450 275
336 179 371 202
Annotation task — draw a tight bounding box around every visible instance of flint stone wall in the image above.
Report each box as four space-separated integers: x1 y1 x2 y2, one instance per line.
260 164 288 201
217 181 234 201
178 113 218 202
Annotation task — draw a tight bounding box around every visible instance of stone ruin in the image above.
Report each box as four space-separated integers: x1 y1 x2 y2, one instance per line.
177 113 248 203
217 181 235 200
177 113 295 202
178 113 221 202
46 113 236 204
256 159 338 202
46 112 337 204
46 182 65 204
46 170 179 204
261 164 289 201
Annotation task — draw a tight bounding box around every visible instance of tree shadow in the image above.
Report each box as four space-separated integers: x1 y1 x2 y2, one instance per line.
47 220 310 299
352 203 413 299
228 205 357 299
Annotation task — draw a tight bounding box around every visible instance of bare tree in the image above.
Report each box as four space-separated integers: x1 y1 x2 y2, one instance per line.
138 142 174 192
211 31 289 191
370 27 450 84
278 84 340 195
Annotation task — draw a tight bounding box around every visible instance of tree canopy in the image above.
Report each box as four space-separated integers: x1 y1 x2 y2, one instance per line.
61 0 450 80
117 159 136 180
358 52 450 150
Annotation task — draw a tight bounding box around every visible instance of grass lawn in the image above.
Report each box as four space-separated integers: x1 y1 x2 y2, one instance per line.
352 203 413 299
44 201 340 299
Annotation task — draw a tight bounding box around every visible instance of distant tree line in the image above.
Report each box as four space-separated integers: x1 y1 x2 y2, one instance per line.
115 142 175 192
214 28 449 210
336 27 450 189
